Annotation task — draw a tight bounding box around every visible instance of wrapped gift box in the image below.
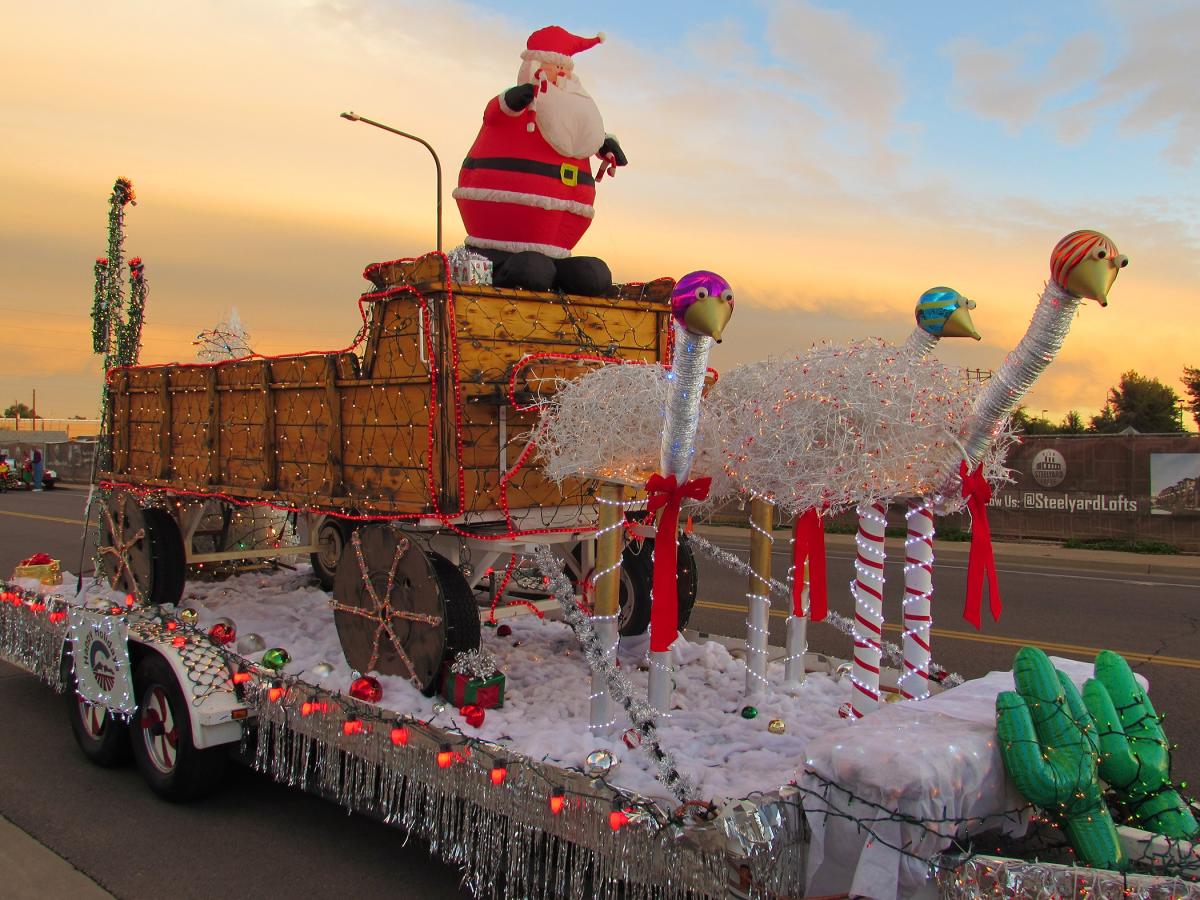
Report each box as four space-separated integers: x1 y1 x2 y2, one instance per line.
13 560 61 585
441 666 505 710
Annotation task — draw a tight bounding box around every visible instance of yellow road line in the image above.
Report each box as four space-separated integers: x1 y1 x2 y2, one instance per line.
0 510 86 527
694 599 1200 671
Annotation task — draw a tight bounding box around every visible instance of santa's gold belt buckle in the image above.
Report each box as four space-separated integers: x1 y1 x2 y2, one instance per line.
559 163 579 187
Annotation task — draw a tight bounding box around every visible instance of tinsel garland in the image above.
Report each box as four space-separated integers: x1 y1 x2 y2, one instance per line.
936 853 1200 898
685 533 966 688
531 546 695 802
0 584 69 688
450 648 503 680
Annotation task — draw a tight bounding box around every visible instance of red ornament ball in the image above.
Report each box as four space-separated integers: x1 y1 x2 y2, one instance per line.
461 704 485 728
349 675 383 703
496 624 513 637
208 621 236 645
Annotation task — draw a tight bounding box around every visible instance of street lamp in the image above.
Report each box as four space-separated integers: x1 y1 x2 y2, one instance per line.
340 111 443 254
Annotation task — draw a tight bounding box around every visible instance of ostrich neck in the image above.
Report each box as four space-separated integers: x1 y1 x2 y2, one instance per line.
960 280 1080 466
661 320 713 481
901 328 938 359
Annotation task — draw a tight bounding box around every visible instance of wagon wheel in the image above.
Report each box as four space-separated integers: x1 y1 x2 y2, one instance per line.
331 525 448 692
97 492 155 601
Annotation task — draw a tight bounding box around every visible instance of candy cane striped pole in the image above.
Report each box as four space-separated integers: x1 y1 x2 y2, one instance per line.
850 500 887 717
899 502 934 701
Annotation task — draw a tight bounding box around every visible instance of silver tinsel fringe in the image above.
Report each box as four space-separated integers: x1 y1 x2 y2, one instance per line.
937 853 1200 899
248 679 808 898
0 582 69 688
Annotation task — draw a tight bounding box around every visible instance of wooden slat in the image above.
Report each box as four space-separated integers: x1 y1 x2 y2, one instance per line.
261 360 276 490
159 369 173 479
206 367 221 485
325 355 344 497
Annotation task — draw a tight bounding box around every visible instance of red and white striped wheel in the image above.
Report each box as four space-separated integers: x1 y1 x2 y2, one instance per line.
77 696 108 740
139 685 179 774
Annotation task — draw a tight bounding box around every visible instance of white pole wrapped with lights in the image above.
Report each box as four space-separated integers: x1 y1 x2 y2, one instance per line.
898 502 935 700
646 272 734 714
850 500 887 717
589 484 625 731
744 495 774 697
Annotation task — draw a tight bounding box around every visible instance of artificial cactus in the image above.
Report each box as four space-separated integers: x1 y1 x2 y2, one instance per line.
1083 650 1198 840
996 646 1124 868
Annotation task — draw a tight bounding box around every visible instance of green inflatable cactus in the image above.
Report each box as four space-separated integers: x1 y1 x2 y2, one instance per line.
1082 650 1198 840
996 647 1123 868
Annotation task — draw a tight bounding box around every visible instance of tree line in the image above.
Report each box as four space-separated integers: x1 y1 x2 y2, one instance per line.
1013 368 1200 435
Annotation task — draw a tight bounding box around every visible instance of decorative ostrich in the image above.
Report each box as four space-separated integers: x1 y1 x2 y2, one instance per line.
709 287 983 701
645 271 734 713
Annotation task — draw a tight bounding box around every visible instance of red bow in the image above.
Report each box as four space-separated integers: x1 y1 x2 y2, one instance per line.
792 509 827 621
645 473 711 652
20 553 53 567
960 461 1001 629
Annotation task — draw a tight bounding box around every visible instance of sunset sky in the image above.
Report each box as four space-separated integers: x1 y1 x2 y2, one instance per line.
3 0 1197 427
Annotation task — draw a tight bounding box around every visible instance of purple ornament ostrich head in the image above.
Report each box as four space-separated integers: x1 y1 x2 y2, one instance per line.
671 271 734 342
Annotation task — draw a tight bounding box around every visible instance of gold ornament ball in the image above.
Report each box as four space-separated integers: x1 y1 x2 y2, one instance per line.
178 607 199 625
767 718 786 735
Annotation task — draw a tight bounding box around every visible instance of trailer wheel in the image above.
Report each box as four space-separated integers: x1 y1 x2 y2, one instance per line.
578 536 699 638
333 526 465 694
98 493 185 606
427 552 482 661
310 516 349 591
131 654 228 802
62 649 131 767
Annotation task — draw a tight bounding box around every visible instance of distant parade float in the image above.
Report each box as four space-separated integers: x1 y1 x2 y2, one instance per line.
2 20 1197 900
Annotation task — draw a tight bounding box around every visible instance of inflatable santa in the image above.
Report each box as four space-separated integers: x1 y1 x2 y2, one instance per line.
453 26 627 296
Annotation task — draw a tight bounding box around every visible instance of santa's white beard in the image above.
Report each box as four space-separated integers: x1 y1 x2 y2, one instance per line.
532 76 606 160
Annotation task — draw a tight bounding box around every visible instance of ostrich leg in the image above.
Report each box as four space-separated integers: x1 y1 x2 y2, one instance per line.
850 500 887 717
899 501 934 701
590 483 624 731
744 496 775 698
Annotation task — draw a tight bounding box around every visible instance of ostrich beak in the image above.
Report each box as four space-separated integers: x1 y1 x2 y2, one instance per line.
683 295 734 342
1065 256 1125 307
941 305 983 341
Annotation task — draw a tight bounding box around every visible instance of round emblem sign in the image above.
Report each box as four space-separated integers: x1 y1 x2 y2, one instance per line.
1031 448 1066 488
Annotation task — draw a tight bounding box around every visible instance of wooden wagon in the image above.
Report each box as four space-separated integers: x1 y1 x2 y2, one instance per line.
96 253 697 689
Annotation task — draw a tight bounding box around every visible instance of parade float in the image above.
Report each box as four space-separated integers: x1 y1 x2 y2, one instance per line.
3 25 1198 900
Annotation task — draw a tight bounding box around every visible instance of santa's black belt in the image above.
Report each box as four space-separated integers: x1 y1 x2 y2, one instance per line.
461 156 595 188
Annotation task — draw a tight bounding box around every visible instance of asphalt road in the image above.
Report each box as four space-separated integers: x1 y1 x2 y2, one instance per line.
1 486 1197 898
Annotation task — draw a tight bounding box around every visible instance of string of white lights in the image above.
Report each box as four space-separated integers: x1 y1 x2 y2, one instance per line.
850 501 887 717
899 502 935 701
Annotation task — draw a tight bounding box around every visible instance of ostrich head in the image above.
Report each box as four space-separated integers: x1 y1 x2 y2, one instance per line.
672 271 734 342
1051 230 1128 307
915 286 981 341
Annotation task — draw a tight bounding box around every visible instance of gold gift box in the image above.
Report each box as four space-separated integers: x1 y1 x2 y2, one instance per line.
13 561 62 586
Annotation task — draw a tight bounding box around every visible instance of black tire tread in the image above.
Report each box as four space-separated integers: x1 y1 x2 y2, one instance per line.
142 507 186 607
428 552 482 662
131 654 228 802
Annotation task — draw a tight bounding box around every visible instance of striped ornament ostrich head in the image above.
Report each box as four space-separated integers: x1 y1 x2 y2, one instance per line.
1050 230 1128 306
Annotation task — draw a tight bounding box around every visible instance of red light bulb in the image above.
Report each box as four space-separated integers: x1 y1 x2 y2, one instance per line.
608 803 629 831
436 744 454 768
549 788 566 815
268 682 285 702
232 671 252 685
490 761 507 786
342 719 365 736
390 725 410 746
124 593 136 608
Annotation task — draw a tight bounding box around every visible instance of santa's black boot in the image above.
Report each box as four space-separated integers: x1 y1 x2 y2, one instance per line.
554 256 612 296
486 250 556 291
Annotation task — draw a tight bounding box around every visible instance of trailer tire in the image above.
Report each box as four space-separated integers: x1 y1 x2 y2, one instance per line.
614 536 699 637
427 552 482 666
310 517 349 591
62 648 132 767
143 507 186 607
131 654 228 802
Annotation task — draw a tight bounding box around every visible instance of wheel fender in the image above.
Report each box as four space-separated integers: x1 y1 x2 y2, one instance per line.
130 638 251 749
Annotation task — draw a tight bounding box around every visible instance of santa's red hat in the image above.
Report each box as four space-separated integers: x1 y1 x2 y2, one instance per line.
520 26 605 72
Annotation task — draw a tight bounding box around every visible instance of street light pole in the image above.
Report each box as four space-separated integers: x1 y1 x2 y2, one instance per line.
340 111 443 254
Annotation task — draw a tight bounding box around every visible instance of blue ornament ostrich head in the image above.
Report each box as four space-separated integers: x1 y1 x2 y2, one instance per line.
915 286 980 340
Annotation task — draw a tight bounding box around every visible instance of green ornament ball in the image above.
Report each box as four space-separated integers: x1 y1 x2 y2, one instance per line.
261 648 291 671
740 706 758 720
